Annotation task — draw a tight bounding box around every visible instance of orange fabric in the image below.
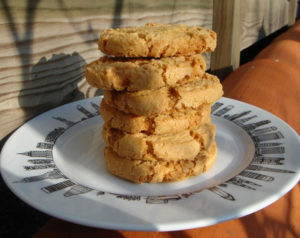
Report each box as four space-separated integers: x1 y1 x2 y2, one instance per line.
255 40 300 71
34 20 300 238
272 19 300 43
223 58 300 133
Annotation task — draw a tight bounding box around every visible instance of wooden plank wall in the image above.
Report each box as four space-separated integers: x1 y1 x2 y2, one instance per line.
0 0 296 141
211 0 292 78
240 0 291 50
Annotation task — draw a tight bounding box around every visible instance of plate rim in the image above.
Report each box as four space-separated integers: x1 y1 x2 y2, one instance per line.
1 96 300 231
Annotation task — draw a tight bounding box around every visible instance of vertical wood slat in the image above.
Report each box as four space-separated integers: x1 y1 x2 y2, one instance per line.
210 0 241 79
288 0 297 26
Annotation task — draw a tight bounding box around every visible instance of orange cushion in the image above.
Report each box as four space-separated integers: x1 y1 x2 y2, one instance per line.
223 59 300 133
255 39 300 72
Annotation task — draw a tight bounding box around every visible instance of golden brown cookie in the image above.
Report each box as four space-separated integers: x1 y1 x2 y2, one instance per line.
102 123 215 162
85 54 206 91
98 23 216 58
99 23 216 58
104 141 217 183
100 100 211 134
103 73 223 116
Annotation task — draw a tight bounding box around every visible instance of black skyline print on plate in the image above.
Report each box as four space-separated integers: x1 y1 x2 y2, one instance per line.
15 99 295 204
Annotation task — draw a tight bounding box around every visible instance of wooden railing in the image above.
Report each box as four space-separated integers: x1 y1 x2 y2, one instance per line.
0 0 298 141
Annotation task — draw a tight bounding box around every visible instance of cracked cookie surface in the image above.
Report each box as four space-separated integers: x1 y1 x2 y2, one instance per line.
100 100 211 134
102 122 215 162
85 54 206 91
103 73 223 116
104 141 217 183
99 23 216 58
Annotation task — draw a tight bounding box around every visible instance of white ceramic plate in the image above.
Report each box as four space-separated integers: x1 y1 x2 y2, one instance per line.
1 97 299 231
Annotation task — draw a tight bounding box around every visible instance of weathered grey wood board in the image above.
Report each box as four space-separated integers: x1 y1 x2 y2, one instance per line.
0 0 296 140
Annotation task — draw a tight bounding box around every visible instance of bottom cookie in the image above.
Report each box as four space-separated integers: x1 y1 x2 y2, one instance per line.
104 141 217 184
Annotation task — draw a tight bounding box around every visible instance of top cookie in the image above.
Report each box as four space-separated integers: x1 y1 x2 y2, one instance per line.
99 23 216 58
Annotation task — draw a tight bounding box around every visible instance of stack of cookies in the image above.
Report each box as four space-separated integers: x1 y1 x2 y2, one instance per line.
86 23 223 183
